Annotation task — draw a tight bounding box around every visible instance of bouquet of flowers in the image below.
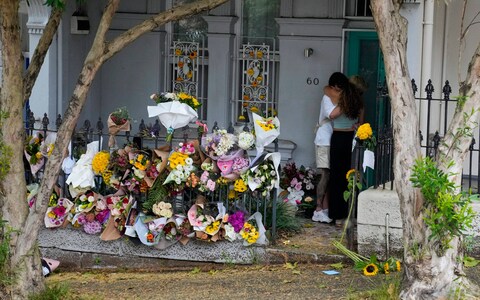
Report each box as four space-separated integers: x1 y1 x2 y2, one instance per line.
147 92 199 142
164 151 196 191
252 112 280 155
92 151 110 175
44 197 74 228
279 162 318 206
355 123 376 151
201 129 238 159
152 201 173 218
237 131 255 150
247 152 281 197
24 133 45 175
108 107 131 148
239 212 267 246
355 123 376 171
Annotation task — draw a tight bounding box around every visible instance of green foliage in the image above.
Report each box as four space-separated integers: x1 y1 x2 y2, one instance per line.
28 283 70 300
263 200 302 236
410 157 477 254
142 173 170 213
43 0 66 10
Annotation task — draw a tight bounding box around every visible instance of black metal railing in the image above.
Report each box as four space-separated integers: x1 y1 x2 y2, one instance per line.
366 79 480 192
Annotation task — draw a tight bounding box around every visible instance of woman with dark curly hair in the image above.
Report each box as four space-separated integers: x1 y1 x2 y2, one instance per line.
324 72 364 224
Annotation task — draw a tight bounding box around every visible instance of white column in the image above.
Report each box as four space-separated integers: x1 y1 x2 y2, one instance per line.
26 0 57 128
202 16 238 129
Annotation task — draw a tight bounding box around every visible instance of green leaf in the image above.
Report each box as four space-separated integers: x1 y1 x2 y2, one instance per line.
190 267 201 274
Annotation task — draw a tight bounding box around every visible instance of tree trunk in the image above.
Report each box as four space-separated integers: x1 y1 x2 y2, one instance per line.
371 1 480 298
2 0 229 298
0 1 44 298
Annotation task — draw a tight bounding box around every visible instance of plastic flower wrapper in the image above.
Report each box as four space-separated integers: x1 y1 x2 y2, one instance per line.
240 212 268 246
134 212 164 246
72 190 98 214
66 141 100 192
202 203 228 242
187 202 213 232
247 152 281 197
252 112 280 155
108 107 131 148
40 132 56 158
147 93 198 142
24 132 45 175
44 198 74 228
163 151 196 191
26 183 39 208
154 216 185 250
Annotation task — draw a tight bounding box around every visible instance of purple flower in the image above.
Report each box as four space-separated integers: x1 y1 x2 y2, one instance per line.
96 209 111 224
83 220 102 235
229 211 246 232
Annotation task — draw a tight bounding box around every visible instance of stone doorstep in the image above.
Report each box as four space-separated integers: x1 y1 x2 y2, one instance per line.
357 185 480 258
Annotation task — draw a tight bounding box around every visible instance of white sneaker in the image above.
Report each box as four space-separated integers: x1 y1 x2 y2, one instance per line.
312 210 323 222
319 209 333 223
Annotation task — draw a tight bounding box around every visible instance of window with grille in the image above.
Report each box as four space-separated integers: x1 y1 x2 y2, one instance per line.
235 0 280 124
345 0 372 18
168 0 209 120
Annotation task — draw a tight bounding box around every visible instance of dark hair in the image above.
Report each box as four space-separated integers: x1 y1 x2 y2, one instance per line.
328 72 363 119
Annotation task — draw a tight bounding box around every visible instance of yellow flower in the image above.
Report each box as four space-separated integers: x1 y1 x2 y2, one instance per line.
92 151 110 174
47 211 56 219
189 51 197 59
346 169 356 180
396 261 401 272
35 152 42 159
238 115 246 121
102 170 112 185
247 68 254 76
168 152 188 169
175 48 182 56
234 179 247 192
356 123 373 140
256 51 263 59
47 144 54 156
228 189 236 199
250 106 259 113
384 262 389 274
363 263 378 276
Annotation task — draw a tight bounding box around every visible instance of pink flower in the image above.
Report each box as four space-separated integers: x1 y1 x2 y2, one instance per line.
294 182 302 191
206 179 216 191
200 171 209 183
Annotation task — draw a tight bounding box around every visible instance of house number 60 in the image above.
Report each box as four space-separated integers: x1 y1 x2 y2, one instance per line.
306 77 320 85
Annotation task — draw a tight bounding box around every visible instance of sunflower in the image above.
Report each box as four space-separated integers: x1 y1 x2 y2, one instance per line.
345 169 356 180
396 261 401 272
363 263 378 276
175 48 182 56
383 262 390 274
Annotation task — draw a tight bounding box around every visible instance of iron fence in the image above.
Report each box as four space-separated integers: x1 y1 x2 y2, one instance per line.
368 79 480 192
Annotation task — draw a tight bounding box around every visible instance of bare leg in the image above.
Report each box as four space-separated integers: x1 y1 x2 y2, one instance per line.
315 168 330 211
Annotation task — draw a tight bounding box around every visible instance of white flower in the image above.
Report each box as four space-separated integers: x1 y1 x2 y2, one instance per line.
87 195 95 202
164 92 177 100
185 157 193 165
150 94 157 100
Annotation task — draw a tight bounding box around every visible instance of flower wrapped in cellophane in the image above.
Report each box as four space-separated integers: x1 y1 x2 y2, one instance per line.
66 141 100 196
44 197 74 228
246 152 281 197
108 107 131 149
239 212 268 246
147 92 199 142
252 112 280 155
24 132 45 175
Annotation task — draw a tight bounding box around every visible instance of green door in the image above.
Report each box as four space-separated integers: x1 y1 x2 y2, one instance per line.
345 31 386 188
345 31 386 134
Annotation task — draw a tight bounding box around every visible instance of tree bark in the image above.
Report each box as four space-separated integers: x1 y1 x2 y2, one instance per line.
1 0 229 298
371 1 480 299
0 1 44 298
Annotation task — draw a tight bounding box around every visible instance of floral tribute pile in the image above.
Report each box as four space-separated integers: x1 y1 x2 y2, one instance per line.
279 162 319 209
26 108 285 249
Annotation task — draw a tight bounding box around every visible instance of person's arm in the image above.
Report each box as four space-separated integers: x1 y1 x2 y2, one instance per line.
329 106 342 120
